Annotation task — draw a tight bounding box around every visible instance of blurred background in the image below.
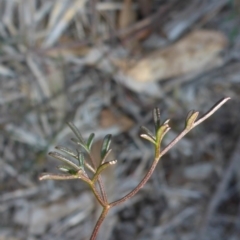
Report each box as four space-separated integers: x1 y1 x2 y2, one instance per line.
0 0 240 239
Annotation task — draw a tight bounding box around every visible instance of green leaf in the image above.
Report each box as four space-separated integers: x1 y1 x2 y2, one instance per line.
86 133 95 150
155 120 171 157
49 152 80 170
140 134 156 144
55 146 78 159
67 122 85 144
153 108 161 131
101 134 112 159
71 138 89 153
77 152 85 169
58 166 78 175
156 124 170 144
140 126 156 144
185 111 199 129
186 110 195 121
140 126 155 139
58 167 69 172
101 149 112 164
68 169 79 175
92 159 117 183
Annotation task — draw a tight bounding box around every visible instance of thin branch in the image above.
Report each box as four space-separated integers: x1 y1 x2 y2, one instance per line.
72 138 108 203
160 97 230 158
193 97 230 127
85 161 96 173
110 97 230 207
90 184 106 207
110 157 159 207
39 173 78 181
88 152 108 204
76 172 106 207
90 206 110 240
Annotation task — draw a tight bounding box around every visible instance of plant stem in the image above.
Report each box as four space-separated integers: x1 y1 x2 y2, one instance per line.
110 97 230 207
109 157 159 207
160 97 230 158
108 129 193 208
78 173 106 207
91 184 106 207
90 206 110 240
88 152 108 204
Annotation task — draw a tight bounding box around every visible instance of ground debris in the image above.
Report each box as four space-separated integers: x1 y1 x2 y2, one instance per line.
1 0 240 239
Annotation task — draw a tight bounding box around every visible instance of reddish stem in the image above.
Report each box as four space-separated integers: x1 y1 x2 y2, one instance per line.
90 206 110 240
110 157 159 207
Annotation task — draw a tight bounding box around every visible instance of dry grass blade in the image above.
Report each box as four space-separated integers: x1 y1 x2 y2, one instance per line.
47 0 69 31
89 0 98 40
43 0 87 48
34 2 53 24
0 0 237 239
26 55 51 98
118 0 136 30
2 0 17 35
18 0 36 46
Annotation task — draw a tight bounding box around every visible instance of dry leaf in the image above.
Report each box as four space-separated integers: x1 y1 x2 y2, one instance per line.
43 0 87 48
115 30 228 83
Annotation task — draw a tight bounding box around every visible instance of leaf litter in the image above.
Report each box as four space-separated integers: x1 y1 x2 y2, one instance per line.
0 0 240 240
